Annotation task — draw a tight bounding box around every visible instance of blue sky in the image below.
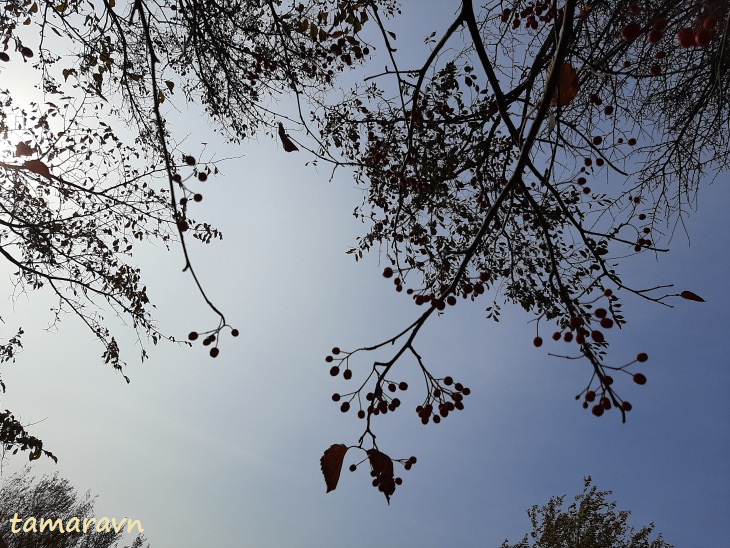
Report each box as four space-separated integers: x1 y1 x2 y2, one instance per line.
1 2 729 547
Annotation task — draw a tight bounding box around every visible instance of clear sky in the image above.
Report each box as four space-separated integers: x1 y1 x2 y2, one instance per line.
1 2 729 547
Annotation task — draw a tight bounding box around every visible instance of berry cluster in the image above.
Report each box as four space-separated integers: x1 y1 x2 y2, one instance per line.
187 326 239 358
500 1 565 31
577 352 650 417
416 376 471 425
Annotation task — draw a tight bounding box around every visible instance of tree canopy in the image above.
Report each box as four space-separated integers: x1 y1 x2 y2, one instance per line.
0 466 149 548
0 0 727 502
501 477 673 548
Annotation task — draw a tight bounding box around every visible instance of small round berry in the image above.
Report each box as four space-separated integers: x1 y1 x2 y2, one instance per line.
198 172 208 182
432 415 441 424
462 387 471 396
0 52 9 62
185 155 196 165
349 464 357 472
628 138 637 146
332 347 341 355
395 477 403 485
604 105 614 115
552 332 562 341
398 382 408 391
329 366 340 376
194 193 203 202
21 47 34 58
388 383 396 392
604 289 613 296
633 373 647 385
443 376 453 386
533 336 543 347
209 347 220 358
595 308 608 318
343 369 353 380
383 267 394 278
585 390 596 402
621 401 633 412
332 393 340 402
637 352 648 362
600 318 614 329
357 410 366 419
340 401 350 412
325 355 334 363
454 382 464 391
188 331 199 341
592 405 604 417
172 173 182 183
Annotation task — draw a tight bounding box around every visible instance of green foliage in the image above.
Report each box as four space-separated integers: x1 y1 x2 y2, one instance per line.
0 466 149 548
501 477 673 548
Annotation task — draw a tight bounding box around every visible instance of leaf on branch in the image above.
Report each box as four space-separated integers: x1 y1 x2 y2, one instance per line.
15 142 34 157
320 443 349 493
23 159 51 179
278 122 299 152
550 63 580 107
680 290 705 302
367 449 396 504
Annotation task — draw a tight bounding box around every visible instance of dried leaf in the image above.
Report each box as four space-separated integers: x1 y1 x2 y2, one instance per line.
278 122 299 152
320 444 349 493
367 449 396 504
15 142 34 157
680 290 705 302
551 63 580 107
23 159 51 179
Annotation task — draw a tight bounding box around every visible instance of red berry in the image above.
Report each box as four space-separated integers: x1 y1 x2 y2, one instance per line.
621 23 642 42
231 329 239 337
349 464 357 472
194 193 203 202
343 369 353 380
533 336 543 347
188 331 198 341
600 318 614 329
325 355 334 363
332 393 341 402
552 331 562 341
633 373 647 385
0 52 9 62
621 401 633 411
677 28 695 47
329 366 340 376
586 390 596 402
694 28 712 47
594 308 608 318
209 347 219 358
703 16 718 31
628 138 637 146
399 382 408 391
637 352 648 362
332 347 341 355
198 172 208 182
604 105 614 115
383 267 394 278
647 30 663 44
340 401 350 412
563 331 574 342
357 410 366 419
592 405 604 416
185 155 196 165
443 376 453 385
592 136 603 145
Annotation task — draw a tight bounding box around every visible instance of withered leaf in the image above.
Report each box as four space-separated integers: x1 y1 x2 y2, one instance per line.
551 62 580 107
23 159 51 179
15 142 34 157
278 122 299 152
680 290 705 302
367 449 396 504
321 443 349 493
